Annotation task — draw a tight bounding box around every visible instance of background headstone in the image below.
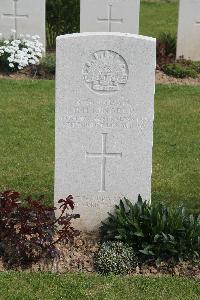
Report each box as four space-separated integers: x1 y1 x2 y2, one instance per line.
0 0 45 47
55 32 156 231
80 0 140 34
177 0 200 61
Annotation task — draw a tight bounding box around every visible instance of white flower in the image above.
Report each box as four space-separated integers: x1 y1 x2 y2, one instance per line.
11 29 16 33
32 35 40 39
1 33 43 70
29 59 36 65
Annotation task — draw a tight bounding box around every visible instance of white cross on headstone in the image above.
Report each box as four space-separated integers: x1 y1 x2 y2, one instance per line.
2 0 29 39
97 4 123 32
86 133 122 192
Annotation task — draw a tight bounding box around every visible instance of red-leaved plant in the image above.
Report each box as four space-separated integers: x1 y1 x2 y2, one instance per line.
0 190 80 267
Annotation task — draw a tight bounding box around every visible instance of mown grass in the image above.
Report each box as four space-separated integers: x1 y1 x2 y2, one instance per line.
0 79 54 201
0 79 199 214
140 0 178 38
153 85 200 214
0 272 199 300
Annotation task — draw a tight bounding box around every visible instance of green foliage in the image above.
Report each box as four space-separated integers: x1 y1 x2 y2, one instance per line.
158 32 177 55
94 241 138 275
101 196 200 261
163 63 198 79
40 53 56 74
37 53 56 78
183 61 200 73
46 0 79 49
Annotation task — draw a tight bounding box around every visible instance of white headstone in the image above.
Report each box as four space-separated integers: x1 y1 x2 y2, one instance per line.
80 0 140 34
177 0 200 61
55 33 156 231
0 0 45 47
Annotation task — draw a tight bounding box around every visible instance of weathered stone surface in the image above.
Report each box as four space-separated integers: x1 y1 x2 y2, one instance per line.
80 0 140 34
177 0 200 61
55 32 156 231
0 0 45 47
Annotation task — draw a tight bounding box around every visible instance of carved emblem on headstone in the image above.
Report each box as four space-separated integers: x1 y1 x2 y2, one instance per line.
83 50 128 94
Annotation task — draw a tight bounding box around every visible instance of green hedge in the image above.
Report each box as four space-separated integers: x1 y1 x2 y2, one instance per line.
46 0 79 49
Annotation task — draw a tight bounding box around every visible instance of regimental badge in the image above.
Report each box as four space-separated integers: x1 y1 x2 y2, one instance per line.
83 50 129 94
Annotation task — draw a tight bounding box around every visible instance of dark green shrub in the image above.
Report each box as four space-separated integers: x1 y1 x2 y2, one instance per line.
46 0 79 49
41 53 56 74
158 32 176 56
37 53 56 76
94 241 138 275
186 61 200 73
163 63 198 78
101 196 200 261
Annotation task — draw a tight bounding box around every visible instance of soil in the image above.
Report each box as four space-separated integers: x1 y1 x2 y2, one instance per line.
156 70 200 85
0 233 199 278
1 69 200 85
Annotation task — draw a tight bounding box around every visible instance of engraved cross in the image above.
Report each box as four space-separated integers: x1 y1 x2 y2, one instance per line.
86 133 122 192
2 0 29 39
97 4 123 32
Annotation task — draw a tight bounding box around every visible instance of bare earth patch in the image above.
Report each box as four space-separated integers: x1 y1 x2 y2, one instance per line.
0 70 34 80
156 70 200 85
0 233 199 278
1 69 200 85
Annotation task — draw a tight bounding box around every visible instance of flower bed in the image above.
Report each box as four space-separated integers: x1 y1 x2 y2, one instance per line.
0 33 44 72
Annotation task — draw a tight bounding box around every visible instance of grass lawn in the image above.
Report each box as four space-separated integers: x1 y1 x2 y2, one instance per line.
0 272 199 300
140 1 179 38
0 2 197 298
0 79 199 214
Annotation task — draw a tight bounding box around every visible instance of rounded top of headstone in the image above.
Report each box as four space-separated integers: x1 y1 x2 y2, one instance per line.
56 32 156 43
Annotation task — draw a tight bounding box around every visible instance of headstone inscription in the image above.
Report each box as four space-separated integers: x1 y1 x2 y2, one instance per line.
0 0 46 47
177 0 200 61
80 0 140 34
55 33 156 231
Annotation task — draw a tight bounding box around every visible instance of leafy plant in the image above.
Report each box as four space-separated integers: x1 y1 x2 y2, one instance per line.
36 53 56 78
158 32 176 56
0 190 80 266
101 196 200 261
189 61 200 73
94 241 138 275
156 32 176 65
162 63 198 79
46 0 79 49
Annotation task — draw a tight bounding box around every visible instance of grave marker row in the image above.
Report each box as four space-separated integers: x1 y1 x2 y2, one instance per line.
1 0 200 60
